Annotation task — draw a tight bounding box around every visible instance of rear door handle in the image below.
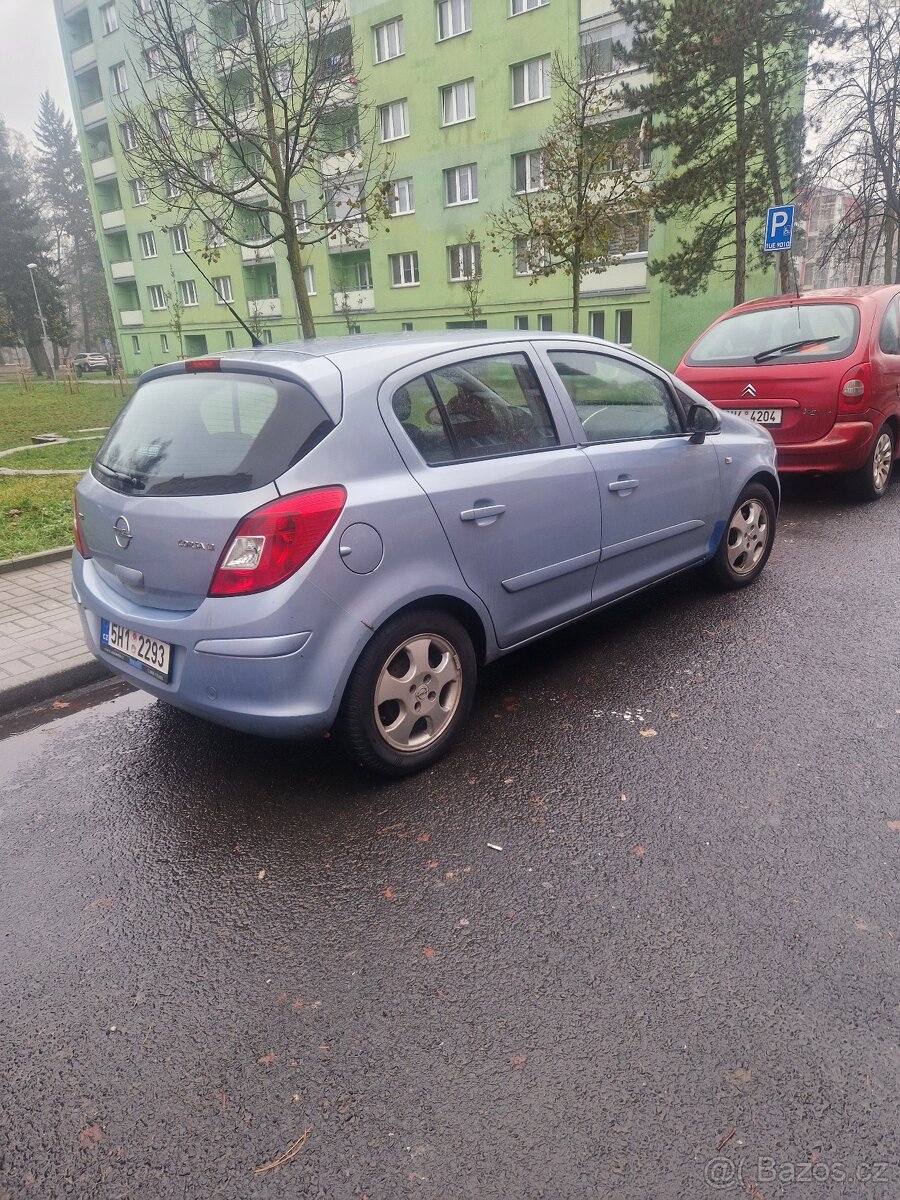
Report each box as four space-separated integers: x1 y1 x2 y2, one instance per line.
460 503 506 522
608 478 640 493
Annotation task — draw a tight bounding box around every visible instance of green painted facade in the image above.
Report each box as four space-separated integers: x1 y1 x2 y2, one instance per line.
55 0 785 376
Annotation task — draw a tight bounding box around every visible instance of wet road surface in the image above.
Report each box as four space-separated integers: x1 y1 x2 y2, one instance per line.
1 478 899 1199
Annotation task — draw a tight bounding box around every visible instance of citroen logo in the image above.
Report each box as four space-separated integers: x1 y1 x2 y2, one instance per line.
113 515 133 549
740 384 758 398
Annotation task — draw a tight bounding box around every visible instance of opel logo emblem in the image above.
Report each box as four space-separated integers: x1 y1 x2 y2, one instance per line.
740 383 757 398
113 515 133 549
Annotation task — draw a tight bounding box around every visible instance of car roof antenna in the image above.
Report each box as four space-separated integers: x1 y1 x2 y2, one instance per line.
180 247 263 348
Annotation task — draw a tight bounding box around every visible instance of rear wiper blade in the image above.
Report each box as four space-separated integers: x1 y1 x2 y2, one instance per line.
94 459 145 490
753 335 840 364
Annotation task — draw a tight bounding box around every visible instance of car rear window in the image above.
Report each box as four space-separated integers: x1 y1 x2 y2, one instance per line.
92 372 333 496
686 303 860 367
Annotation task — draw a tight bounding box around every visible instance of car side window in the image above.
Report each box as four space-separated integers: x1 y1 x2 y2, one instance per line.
879 300 900 355
392 353 559 463
548 350 683 443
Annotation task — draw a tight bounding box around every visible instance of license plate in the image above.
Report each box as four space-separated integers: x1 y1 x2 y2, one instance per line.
100 619 171 681
744 408 782 426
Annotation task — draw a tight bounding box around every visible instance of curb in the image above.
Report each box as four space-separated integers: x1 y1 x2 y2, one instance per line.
0 546 73 575
0 656 111 718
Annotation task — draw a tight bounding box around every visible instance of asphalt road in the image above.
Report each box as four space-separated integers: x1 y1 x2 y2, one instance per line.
2 476 899 1200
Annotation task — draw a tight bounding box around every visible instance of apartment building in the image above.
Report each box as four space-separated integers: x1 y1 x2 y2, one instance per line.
54 0 771 375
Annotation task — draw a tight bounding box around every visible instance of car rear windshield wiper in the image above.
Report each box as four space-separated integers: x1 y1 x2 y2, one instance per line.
94 459 145 490
753 335 841 364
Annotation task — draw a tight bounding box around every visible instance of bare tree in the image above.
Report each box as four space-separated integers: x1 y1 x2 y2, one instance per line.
164 268 186 356
488 51 655 334
458 229 483 326
118 0 387 337
806 0 900 284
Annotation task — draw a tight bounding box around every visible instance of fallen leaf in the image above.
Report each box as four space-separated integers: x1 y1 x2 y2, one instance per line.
422 946 435 959
510 1055 528 1068
426 860 439 870
258 1052 276 1065
633 845 646 857
726 1067 753 1085
886 821 900 832
88 896 114 909
51 699 70 710
257 869 266 880
416 833 430 843
78 1125 102 1148
253 1126 313 1175
715 1126 736 1152
382 887 396 900
292 997 304 1010
640 728 658 738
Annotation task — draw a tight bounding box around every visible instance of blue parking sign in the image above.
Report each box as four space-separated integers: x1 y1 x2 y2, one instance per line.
764 204 795 252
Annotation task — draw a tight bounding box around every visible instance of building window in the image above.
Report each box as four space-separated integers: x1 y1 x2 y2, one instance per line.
100 2 118 35
272 62 294 95
225 330 236 349
190 102 211 129
344 123 360 149
615 308 633 346
267 0 286 25
374 17 404 63
590 311 605 338
119 122 137 151
138 231 157 259
146 48 163 80
390 251 419 287
178 279 199 307
304 265 316 295
444 163 478 206
513 150 544 193
131 335 140 353
348 323 362 334
609 215 650 256
148 285 166 310
440 79 475 126
182 28 198 60
136 0 152 13
111 62 128 95
514 236 549 275
152 108 170 137
130 179 148 206
160 333 169 352
401 321 414 331
261 328 273 344
354 259 373 289
511 55 551 106
199 157 216 184
580 21 635 79
165 174 181 200
378 99 409 142
205 220 225 248
514 315 529 330
437 0 471 40
511 0 547 11
292 200 309 232
171 225 189 254
212 275 233 304
264 271 279 298
448 241 481 281
387 177 415 215
538 314 552 331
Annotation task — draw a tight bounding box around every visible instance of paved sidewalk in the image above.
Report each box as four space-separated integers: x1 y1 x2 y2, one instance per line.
0 553 109 715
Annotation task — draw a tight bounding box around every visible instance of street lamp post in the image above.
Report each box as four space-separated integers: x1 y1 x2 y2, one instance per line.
26 262 56 383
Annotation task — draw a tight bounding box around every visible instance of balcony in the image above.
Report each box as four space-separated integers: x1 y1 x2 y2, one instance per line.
81 99 107 128
579 256 648 296
217 38 250 74
119 310 143 327
91 156 117 181
332 287 374 313
306 0 349 37
241 243 276 263
248 297 281 319
101 209 126 232
71 42 96 73
110 260 135 281
321 148 363 178
327 220 369 254
319 76 357 112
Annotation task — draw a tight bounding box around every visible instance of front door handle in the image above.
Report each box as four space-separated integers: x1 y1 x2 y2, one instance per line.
460 503 506 522
608 478 640 493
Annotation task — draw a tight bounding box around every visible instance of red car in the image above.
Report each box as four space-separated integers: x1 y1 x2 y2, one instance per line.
676 286 900 500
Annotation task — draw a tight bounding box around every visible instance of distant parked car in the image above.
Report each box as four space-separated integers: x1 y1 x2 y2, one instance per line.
676 285 900 500
73 352 111 376
72 332 778 775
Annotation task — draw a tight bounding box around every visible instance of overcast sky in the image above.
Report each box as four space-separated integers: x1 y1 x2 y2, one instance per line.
0 0 74 140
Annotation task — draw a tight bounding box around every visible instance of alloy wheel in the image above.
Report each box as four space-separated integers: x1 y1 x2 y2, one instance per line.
726 498 769 576
373 633 462 753
872 431 893 493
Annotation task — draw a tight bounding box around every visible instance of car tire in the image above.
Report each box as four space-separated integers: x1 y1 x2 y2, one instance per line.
705 483 776 590
848 423 894 502
338 609 477 776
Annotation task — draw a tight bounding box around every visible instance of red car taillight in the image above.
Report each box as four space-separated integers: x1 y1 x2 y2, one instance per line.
837 361 871 414
208 486 346 597
73 492 91 558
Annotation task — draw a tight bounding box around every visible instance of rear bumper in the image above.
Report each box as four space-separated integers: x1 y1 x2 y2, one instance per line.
71 555 370 738
774 421 873 474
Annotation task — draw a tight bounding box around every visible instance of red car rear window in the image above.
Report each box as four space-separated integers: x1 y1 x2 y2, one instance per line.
686 303 860 367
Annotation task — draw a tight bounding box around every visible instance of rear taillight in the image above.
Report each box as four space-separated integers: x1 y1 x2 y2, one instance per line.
838 362 871 413
73 493 91 558
209 486 346 597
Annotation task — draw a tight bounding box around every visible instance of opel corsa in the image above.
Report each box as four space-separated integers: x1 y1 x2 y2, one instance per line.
72 333 779 775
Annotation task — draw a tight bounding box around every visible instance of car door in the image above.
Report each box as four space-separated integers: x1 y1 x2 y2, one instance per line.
539 345 722 604
380 347 603 647
876 294 900 419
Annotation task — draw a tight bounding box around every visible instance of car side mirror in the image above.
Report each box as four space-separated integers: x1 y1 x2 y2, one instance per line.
687 402 720 443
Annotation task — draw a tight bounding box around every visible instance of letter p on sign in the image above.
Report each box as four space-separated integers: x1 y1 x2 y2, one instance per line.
764 204 795 252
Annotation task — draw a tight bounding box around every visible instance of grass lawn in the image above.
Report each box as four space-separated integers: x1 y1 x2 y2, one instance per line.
0 380 131 560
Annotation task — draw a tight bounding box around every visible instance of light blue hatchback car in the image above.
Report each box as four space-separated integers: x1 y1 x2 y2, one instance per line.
72 332 778 774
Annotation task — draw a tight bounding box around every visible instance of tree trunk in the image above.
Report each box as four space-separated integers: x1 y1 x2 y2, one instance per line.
25 337 50 377
571 251 581 334
734 58 747 306
884 213 895 285
283 220 316 339
754 40 791 294
73 231 91 348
